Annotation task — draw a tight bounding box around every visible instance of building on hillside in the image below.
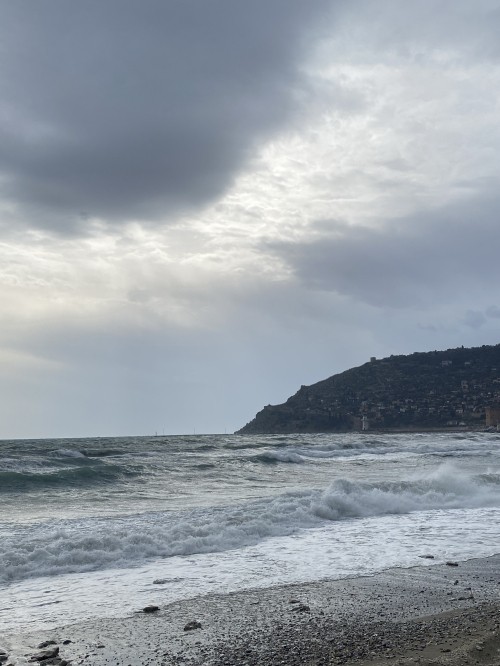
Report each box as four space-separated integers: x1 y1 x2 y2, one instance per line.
485 406 500 427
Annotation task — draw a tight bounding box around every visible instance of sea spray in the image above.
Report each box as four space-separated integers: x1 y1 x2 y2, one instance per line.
2 463 500 583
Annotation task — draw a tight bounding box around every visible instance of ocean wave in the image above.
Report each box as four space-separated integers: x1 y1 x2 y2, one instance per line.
53 449 87 458
81 448 128 457
2 465 500 583
0 463 138 492
253 451 305 464
251 440 394 464
224 438 291 450
311 465 500 521
248 435 500 465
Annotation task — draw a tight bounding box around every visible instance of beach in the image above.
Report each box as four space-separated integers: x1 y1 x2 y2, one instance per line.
4 554 500 666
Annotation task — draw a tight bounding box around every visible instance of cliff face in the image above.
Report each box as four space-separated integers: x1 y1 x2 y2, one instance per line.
236 344 500 434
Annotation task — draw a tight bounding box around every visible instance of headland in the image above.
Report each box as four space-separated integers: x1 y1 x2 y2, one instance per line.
238 343 500 434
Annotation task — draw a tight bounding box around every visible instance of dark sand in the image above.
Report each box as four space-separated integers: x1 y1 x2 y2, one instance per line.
3 555 500 665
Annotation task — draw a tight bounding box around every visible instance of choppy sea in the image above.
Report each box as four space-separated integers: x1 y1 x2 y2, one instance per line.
2 432 500 634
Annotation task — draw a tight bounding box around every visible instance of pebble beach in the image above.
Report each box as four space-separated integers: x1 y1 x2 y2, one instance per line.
4 554 500 666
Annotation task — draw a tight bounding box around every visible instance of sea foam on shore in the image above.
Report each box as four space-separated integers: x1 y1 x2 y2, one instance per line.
4 554 500 666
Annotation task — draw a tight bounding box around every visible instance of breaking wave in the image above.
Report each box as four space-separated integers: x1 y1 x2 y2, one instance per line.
254 451 305 464
2 465 500 583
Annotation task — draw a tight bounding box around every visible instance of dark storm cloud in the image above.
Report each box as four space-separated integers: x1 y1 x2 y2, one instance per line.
269 194 500 309
0 0 330 231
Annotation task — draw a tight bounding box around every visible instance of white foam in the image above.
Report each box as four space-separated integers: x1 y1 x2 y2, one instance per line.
53 448 86 458
258 450 305 463
3 506 500 634
2 464 500 583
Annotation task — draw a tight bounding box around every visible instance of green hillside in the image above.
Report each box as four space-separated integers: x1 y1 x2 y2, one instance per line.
237 344 500 434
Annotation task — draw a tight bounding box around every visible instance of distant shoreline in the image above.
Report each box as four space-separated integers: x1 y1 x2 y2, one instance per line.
361 426 489 434
237 426 494 435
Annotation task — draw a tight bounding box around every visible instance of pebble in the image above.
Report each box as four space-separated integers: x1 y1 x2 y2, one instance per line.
196 602 500 665
29 646 59 662
290 603 310 613
143 605 160 613
184 621 202 631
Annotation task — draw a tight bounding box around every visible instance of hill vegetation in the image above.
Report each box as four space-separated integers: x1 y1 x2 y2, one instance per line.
237 344 500 434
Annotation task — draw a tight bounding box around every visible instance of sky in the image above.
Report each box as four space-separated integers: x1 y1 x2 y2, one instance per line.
1 0 500 438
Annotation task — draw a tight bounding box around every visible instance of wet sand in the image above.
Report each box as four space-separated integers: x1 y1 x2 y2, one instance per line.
3 555 500 665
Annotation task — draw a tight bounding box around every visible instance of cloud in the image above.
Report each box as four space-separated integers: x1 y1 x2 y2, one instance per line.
326 0 500 63
486 305 500 318
3 0 500 438
463 310 486 329
267 193 500 309
0 0 330 232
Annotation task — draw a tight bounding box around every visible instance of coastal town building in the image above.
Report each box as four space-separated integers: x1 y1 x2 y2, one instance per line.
486 406 500 428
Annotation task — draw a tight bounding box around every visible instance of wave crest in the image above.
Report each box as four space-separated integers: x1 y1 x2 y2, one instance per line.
0 463 137 492
2 465 499 583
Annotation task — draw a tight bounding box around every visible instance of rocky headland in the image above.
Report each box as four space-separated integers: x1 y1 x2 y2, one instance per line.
237 343 500 434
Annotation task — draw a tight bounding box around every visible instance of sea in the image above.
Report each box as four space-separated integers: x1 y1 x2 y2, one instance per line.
2 431 500 635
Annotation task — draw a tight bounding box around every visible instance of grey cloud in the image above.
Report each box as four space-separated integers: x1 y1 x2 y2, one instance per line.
464 310 486 329
0 0 330 232
335 0 500 62
486 305 500 318
268 194 500 310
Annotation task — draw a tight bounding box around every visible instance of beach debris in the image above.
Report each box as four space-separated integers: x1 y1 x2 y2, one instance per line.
143 605 160 613
184 620 202 631
37 641 58 649
153 578 168 584
0 651 8 664
418 554 435 559
289 598 301 604
445 561 459 567
62 640 72 645
29 646 59 661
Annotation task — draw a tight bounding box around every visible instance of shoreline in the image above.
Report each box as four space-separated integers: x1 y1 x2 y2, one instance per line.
237 426 494 435
4 554 500 665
